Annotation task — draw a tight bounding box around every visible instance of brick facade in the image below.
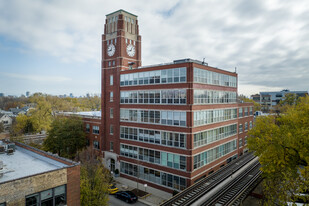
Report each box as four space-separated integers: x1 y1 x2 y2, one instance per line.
98 9 254 193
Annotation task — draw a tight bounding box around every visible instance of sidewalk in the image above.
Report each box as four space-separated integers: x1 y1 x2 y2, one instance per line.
114 176 172 206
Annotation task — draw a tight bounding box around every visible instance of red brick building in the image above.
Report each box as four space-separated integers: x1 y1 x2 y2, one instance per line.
99 9 253 193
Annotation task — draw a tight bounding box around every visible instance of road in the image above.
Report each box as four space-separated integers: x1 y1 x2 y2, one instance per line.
108 195 148 206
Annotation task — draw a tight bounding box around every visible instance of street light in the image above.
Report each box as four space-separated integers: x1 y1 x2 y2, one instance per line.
144 184 147 193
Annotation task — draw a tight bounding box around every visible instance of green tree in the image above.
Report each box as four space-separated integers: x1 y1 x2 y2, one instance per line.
28 98 53 132
77 148 110 206
43 116 86 159
248 96 309 205
12 114 34 135
0 122 4 133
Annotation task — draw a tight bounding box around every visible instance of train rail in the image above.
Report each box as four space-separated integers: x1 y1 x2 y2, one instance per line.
200 159 261 206
160 153 256 206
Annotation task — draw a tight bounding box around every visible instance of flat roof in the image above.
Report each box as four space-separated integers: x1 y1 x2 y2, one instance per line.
260 91 308 94
133 58 236 75
59 111 101 118
0 144 68 183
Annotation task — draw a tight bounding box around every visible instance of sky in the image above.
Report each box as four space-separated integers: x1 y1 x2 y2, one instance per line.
0 0 308 97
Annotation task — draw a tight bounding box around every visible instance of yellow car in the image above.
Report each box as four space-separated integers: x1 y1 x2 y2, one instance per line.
108 184 119 195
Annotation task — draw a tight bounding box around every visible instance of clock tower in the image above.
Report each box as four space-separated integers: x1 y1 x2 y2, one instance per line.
101 10 141 170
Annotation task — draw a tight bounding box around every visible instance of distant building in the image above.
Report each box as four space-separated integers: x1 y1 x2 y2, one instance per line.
69 93 74 98
9 108 26 116
0 114 13 131
0 93 4 97
26 91 30 97
251 89 308 112
0 110 14 117
0 141 80 206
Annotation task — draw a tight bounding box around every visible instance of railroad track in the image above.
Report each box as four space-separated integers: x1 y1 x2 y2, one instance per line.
160 153 256 206
200 160 262 206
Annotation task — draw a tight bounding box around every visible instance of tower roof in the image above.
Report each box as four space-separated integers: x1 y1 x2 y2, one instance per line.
106 9 137 17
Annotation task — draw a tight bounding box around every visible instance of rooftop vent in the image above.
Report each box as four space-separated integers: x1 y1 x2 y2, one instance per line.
7 148 14 155
0 145 4 154
173 58 208 66
7 143 16 152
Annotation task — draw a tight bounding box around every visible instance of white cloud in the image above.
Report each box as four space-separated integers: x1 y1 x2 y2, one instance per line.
0 0 308 95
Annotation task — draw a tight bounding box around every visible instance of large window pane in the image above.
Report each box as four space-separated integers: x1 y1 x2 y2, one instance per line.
26 194 39 206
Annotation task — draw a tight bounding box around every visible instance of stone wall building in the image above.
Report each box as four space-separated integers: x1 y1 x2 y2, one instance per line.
0 141 80 206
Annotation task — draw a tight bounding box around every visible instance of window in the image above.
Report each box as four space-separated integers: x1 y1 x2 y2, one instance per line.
93 126 99 134
93 141 100 149
110 108 114 118
239 108 243 118
120 162 186 191
193 124 237 148
108 61 111 67
26 194 39 206
250 121 253 129
120 89 187 105
193 140 237 170
110 91 113 102
121 144 186 170
194 108 237 127
250 107 253 115
244 136 248 145
113 60 115 66
120 126 186 148
110 75 113 85
41 189 53 205
244 107 248 116
110 142 114 151
26 185 66 206
120 109 187 127
110 125 114 135
120 67 187 87
85 124 90 133
194 90 237 104
245 122 248 131
239 138 243 147
193 67 236 87
239 124 243 133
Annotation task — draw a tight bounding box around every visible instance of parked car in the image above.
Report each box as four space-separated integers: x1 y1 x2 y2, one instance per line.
287 193 309 206
108 184 119 195
115 191 138 203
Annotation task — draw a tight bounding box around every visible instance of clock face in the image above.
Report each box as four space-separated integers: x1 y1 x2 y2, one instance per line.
107 44 115 56
126 44 135 57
